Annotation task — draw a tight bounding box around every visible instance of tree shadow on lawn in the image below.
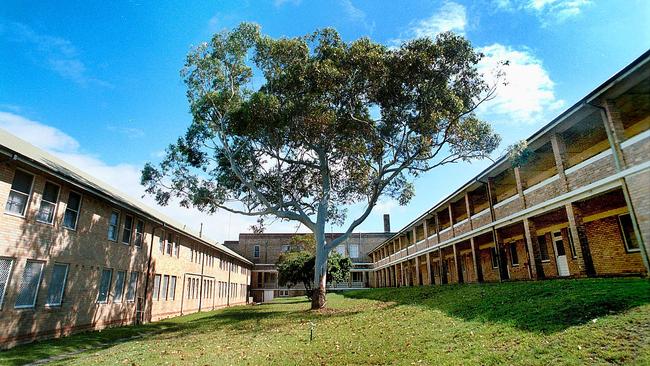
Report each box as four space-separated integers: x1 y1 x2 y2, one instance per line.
342 278 650 334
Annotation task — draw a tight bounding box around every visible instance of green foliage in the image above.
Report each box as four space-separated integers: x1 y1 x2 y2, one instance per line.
507 139 533 168
276 249 352 297
289 234 316 254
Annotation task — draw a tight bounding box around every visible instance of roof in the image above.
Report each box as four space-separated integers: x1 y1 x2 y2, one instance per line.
370 48 650 255
0 128 252 265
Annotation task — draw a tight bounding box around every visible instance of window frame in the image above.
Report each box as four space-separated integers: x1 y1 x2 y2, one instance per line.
169 276 177 301
490 247 499 269
0 257 15 309
253 245 260 258
107 210 120 242
35 181 61 225
509 242 519 267
62 191 82 231
45 262 69 307
113 270 126 303
126 271 139 302
15 260 45 309
537 235 550 262
152 274 161 300
97 268 113 304
5 168 35 218
134 219 145 248
618 213 640 253
121 215 134 245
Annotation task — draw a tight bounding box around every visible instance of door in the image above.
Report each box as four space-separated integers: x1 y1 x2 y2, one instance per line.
552 231 570 276
263 290 274 303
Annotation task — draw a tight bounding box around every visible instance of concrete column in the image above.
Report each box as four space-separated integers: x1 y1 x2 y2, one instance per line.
399 262 404 287
486 179 497 222
435 214 441 243
453 244 463 284
566 203 596 277
470 237 483 283
424 217 430 247
465 193 474 230
621 179 650 272
426 252 433 285
449 205 455 237
514 166 527 209
550 133 569 193
440 248 448 284
415 256 421 286
492 228 509 281
523 219 545 279
601 100 627 171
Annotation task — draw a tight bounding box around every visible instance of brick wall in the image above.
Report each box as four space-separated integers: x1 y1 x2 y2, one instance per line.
586 216 647 275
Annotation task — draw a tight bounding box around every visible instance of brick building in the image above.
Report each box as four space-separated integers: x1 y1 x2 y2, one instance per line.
0 130 252 348
369 51 650 288
225 223 392 302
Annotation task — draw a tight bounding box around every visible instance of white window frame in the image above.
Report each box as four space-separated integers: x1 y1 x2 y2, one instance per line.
0 257 15 309
108 211 120 241
537 235 551 263
97 268 113 304
509 242 519 267
490 247 499 269
62 191 82 231
45 263 69 307
121 215 134 245
113 270 126 303
618 214 641 253
170 276 177 301
349 244 360 258
281 245 290 253
153 274 161 300
36 181 60 225
15 260 45 309
126 271 138 302
134 219 145 247
5 168 35 218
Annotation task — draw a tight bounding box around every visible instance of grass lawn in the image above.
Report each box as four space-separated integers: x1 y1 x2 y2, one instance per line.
2 278 649 365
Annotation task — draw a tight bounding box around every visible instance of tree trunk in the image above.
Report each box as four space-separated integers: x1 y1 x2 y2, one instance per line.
311 228 328 310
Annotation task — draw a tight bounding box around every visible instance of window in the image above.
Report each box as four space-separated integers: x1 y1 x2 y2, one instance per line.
281 245 290 253
253 245 260 258
5 170 33 216
349 244 360 258
126 272 138 302
490 247 499 268
509 242 519 266
97 268 112 303
335 245 345 256
162 275 169 300
538 235 550 262
169 276 176 300
113 270 126 302
618 214 640 252
152 274 161 300
36 182 59 224
553 231 566 256
15 260 44 308
45 263 69 306
134 220 144 247
159 234 165 253
567 229 577 258
108 211 119 241
173 237 179 257
0 258 14 308
121 215 133 245
62 192 81 230
166 233 173 256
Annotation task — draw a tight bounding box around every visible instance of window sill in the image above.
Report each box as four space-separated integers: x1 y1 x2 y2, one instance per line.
14 305 35 310
62 225 78 232
625 248 641 254
541 260 551 263
36 219 55 226
4 211 27 219
44 304 63 309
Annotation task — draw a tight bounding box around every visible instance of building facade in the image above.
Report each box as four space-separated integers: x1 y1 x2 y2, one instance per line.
225 226 392 302
0 130 252 348
369 51 650 288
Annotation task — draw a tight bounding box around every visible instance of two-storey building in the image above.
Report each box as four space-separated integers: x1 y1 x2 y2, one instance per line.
0 129 252 348
369 50 650 287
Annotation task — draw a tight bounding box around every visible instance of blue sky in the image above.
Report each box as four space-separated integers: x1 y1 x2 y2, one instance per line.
1 0 649 242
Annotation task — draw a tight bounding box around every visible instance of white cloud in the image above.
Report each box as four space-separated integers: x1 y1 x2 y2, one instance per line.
0 111 296 242
495 0 591 23
389 1 466 47
339 0 375 33
0 21 111 87
477 44 564 124
273 0 301 7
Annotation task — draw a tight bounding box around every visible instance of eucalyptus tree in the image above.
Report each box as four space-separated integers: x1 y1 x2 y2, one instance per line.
141 22 501 309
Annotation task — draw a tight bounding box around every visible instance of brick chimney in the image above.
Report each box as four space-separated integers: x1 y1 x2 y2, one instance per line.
383 214 391 233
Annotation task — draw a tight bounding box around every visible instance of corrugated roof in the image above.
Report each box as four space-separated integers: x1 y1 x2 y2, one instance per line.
0 128 252 265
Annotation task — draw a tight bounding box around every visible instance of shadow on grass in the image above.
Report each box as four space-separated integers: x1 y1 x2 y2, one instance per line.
342 277 650 334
